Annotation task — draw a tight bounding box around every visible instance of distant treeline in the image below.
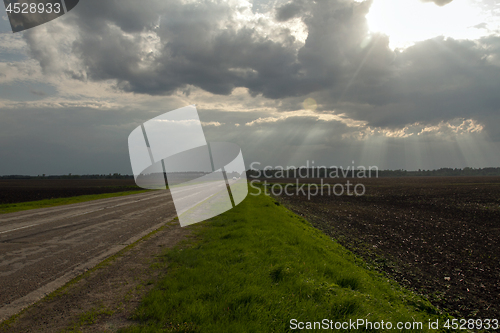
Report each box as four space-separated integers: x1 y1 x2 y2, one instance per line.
246 167 500 178
0 171 243 180
374 167 500 177
0 174 134 180
1 167 500 179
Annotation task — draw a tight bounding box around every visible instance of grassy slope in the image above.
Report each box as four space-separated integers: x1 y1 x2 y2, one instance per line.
0 190 150 214
123 193 449 333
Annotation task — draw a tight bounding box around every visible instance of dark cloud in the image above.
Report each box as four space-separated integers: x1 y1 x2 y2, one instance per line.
0 106 138 175
72 0 171 33
275 1 305 21
21 0 500 139
421 0 454 6
25 0 380 98
30 89 46 96
319 36 500 133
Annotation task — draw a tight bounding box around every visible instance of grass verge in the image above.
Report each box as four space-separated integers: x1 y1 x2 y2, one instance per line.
0 190 150 214
123 193 451 333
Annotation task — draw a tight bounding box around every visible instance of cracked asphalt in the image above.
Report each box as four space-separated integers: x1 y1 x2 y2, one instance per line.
0 191 176 321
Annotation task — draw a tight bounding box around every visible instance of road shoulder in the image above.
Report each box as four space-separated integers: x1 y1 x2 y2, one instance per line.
0 219 193 333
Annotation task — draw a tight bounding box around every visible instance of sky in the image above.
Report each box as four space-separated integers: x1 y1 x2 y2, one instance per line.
1 0 500 175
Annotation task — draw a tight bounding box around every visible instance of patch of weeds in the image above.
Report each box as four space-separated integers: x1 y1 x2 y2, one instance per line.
337 276 362 291
64 305 114 332
270 266 286 283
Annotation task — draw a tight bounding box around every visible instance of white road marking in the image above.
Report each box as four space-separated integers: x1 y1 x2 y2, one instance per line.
0 183 236 235
0 224 40 235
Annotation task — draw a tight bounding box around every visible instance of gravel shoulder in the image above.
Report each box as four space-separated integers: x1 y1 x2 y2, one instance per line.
0 219 193 333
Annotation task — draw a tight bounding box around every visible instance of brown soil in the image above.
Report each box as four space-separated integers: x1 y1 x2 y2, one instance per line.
0 220 193 333
276 176 500 319
0 179 142 204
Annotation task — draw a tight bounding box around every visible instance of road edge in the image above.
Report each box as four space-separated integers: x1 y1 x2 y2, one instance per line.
0 214 177 324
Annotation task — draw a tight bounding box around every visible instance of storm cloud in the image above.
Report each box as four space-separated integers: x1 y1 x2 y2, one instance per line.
19 0 500 129
2 0 499 174
24 0 387 98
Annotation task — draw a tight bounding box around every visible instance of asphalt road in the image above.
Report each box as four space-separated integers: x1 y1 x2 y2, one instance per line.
0 191 176 321
169 178 246 226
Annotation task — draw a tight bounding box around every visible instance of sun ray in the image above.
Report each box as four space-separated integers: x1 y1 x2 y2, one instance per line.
338 34 381 103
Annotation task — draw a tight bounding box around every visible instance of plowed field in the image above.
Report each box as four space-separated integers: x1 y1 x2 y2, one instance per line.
274 176 500 319
0 179 142 204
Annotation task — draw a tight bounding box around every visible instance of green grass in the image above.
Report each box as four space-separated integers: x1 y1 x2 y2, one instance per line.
63 304 115 333
0 190 150 214
123 193 451 333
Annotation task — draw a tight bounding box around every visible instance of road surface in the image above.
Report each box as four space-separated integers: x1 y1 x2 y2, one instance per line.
0 190 176 321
